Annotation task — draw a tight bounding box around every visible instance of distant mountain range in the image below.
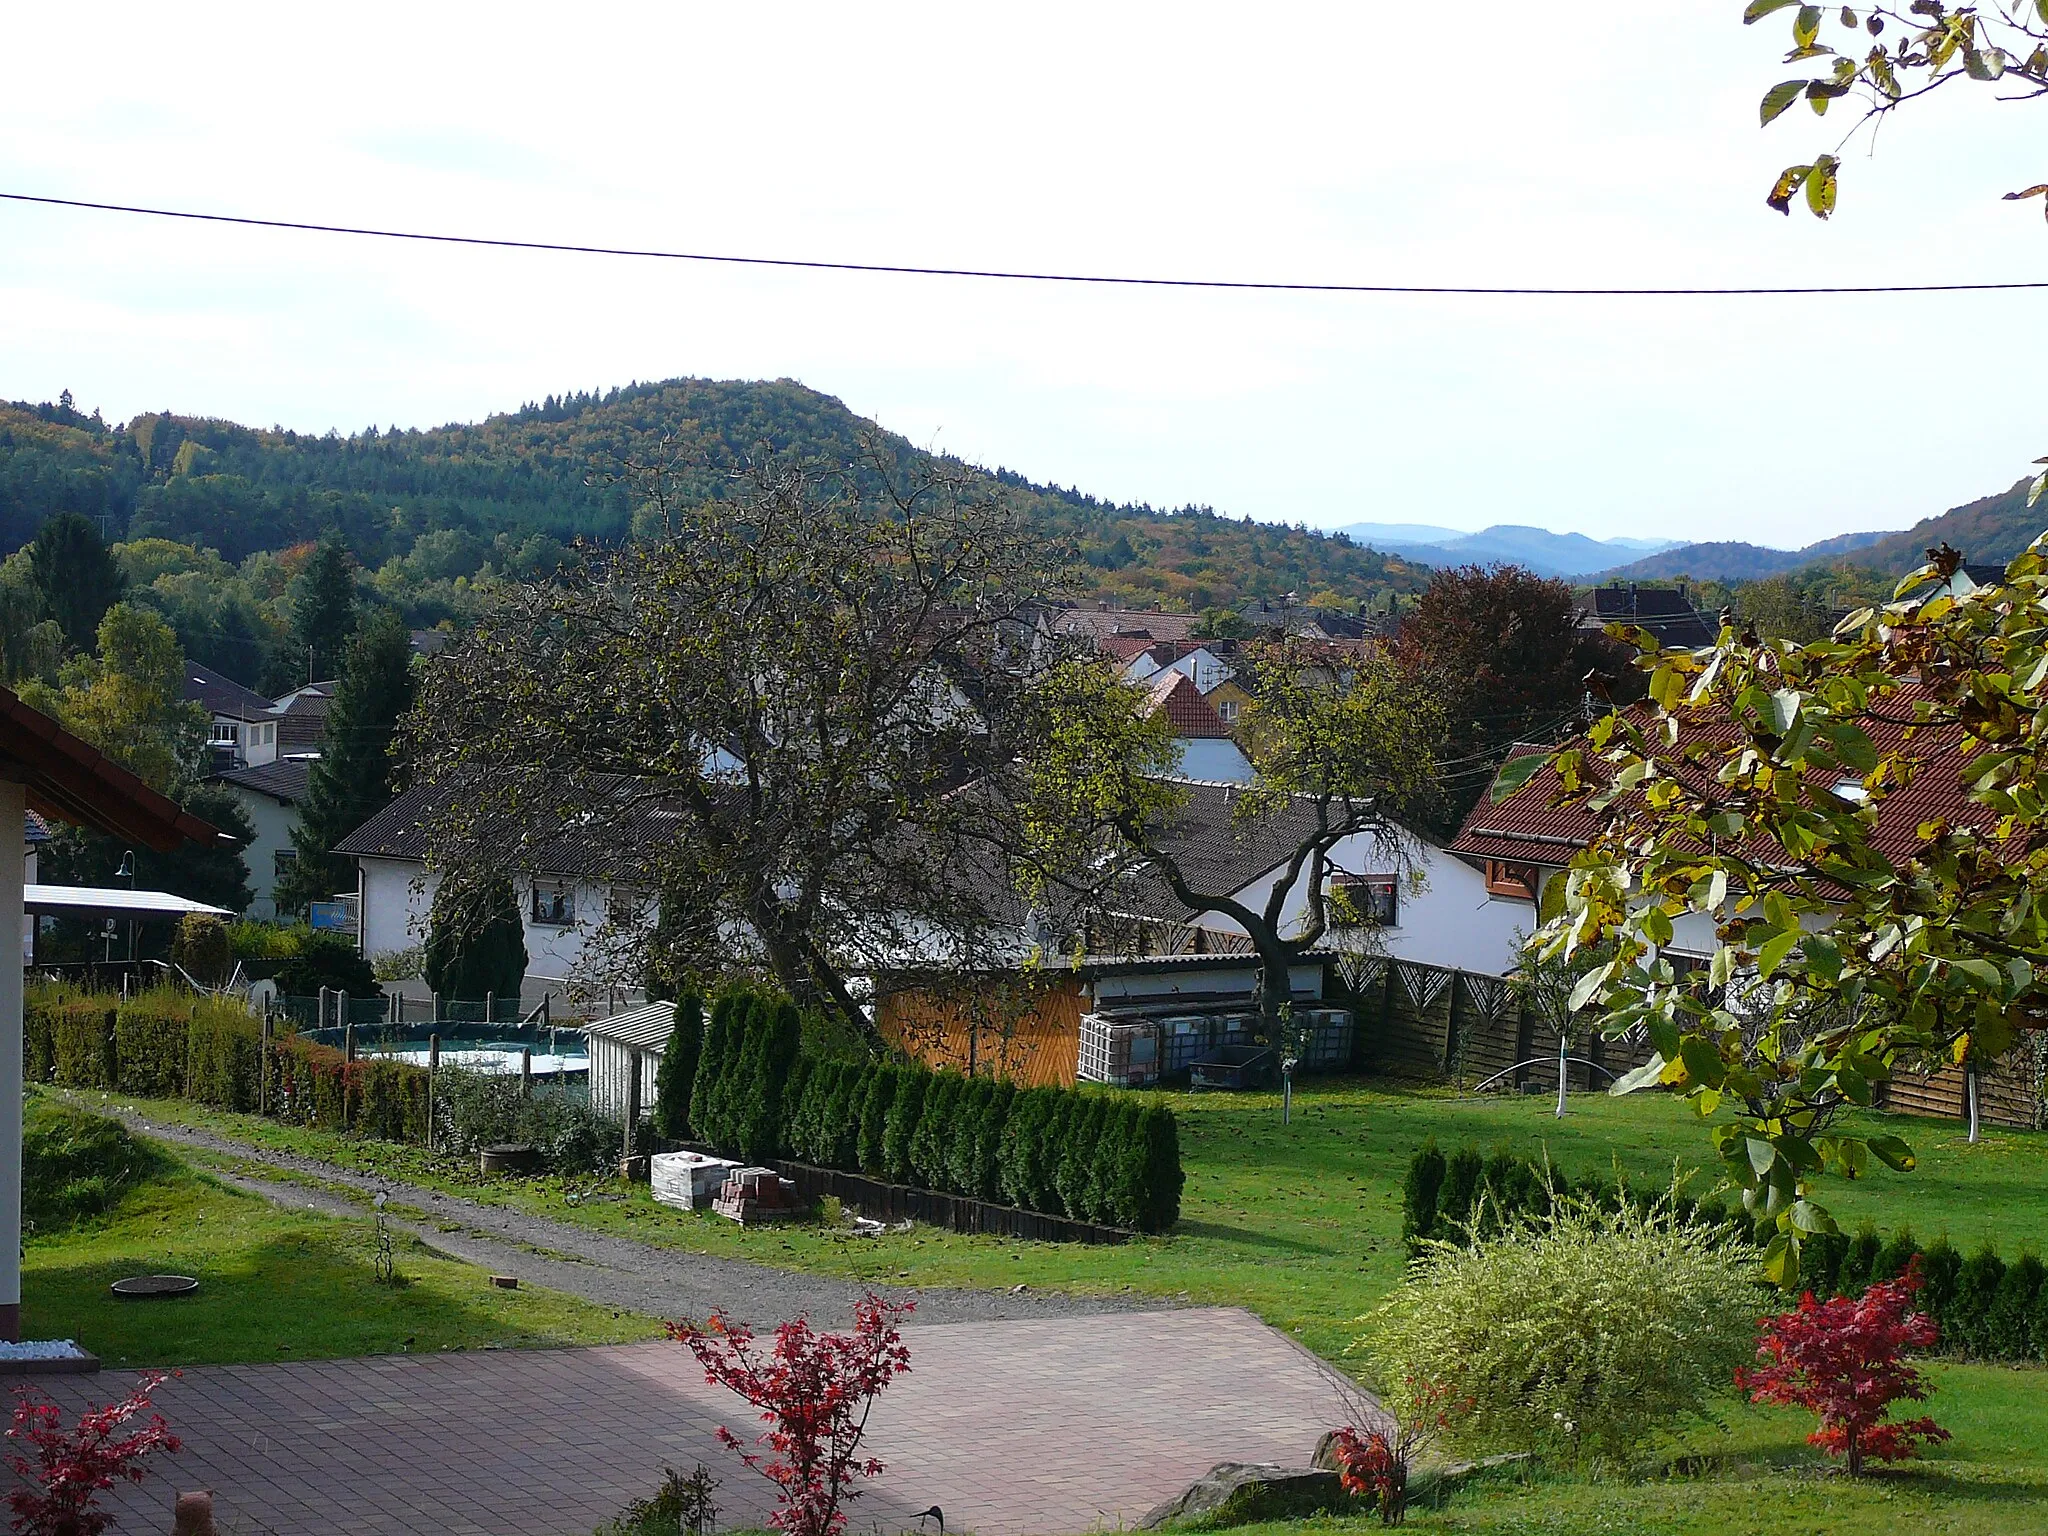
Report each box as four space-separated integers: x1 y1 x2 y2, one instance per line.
1598 530 1887 583
1334 522 1679 579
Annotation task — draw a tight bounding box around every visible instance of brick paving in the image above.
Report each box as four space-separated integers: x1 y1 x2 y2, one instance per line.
19 1308 1362 1536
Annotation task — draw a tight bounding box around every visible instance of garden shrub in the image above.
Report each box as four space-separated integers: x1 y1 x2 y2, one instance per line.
185 998 261 1110
732 996 801 1163
1872 1225 1921 1286
908 1073 962 1191
22 1096 172 1233
1800 1229 1848 1297
1841 1222 1883 1295
996 1086 1051 1211
1401 1139 1446 1254
113 992 192 1098
1950 1243 2007 1358
1435 1147 1485 1236
1918 1237 1962 1324
1135 1102 1185 1234
274 931 379 998
856 1065 897 1177
882 1070 926 1184
944 1077 994 1199
170 913 233 988
972 1080 1016 1203
1363 1183 1760 1464
652 994 703 1142
1986 1253 2044 1362
38 995 116 1090
1054 1094 1107 1222
2033 1268 2048 1362
434 1064 617 1174
823 1060 867 1171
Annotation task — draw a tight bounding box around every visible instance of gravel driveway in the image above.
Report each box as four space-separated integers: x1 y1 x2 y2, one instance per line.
96 1103 1166 1329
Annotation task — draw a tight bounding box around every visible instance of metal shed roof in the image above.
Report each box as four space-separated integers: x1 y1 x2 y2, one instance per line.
584 1000 676 1050
25 885 234 921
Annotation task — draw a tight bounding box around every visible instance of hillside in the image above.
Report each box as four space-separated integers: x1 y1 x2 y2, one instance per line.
0 380 1430 620
1855 477 2048 575
1598 529 1887 583
1334 520 1674 578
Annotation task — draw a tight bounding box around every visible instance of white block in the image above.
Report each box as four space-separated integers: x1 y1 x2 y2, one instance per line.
650 1151 742 1210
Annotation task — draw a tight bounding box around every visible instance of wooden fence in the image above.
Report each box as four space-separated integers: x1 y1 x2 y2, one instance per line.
1345 955 2045 1132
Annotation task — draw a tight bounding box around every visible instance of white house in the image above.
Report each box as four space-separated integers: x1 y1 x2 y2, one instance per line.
1142 671 1253 785
1096 781 1532 977
336 778 650 1007
1119 641 1235 696
211 759 311 921
183 663 281 773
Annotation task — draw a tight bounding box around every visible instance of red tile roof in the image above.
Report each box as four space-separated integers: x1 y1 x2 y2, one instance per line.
1 684 223 852
1452 688 1996 875
1144 671 1232 739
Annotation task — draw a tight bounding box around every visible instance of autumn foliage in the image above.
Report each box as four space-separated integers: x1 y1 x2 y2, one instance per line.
669 1294 912 1536
1739 1258 1950 1475
5 1372 180 1536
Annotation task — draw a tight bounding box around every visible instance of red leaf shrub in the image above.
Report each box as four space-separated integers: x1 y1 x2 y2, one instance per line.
6 1372 181 1536
1327 1379 1462 1526
1738 1257 1951 1475
669 1294 912 1536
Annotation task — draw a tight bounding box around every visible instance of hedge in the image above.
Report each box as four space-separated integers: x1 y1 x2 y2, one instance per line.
26 982 430 1147
1403 1139 2048 1363
684 992 1184 1233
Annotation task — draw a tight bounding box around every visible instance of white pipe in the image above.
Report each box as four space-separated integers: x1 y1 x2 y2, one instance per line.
1555 1031 1569 1119
1 777 25 1342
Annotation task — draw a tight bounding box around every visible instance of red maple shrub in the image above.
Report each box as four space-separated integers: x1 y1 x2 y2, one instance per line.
1327 1378 1462 1526
6 1372 181 1536
1738 1257 1950 1475
669 1294 912 1536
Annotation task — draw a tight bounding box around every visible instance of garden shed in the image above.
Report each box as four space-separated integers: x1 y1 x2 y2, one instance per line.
585 999 674 1124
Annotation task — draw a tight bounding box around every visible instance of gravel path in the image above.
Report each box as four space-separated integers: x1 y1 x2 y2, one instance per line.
98 1103 1167 1329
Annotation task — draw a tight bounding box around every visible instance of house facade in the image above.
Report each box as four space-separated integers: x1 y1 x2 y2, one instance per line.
212 760 311 920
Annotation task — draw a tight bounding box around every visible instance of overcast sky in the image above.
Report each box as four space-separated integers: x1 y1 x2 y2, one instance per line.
2 3 2043 547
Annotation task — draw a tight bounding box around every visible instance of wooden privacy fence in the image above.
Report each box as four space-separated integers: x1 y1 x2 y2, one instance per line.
767 1159 1133 1245
1345 954 2046 1132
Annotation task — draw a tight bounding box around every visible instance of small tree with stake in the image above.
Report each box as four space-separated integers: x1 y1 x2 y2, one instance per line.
1739 1258 1950 1475
669 1294 912 1536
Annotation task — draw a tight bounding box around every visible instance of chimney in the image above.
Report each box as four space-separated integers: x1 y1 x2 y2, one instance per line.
1628 581 1637 616
1676 580 1687 601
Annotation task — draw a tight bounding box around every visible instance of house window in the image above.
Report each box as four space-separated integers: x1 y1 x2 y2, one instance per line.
530 884 575 926
1332 873 1398 928
606 886 650 926
1483 860 1538 900
273 848 297 881
1217 697 1239 724
215 723 240 744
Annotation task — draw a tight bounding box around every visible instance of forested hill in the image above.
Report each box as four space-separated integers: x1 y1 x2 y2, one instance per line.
0 379 1426 615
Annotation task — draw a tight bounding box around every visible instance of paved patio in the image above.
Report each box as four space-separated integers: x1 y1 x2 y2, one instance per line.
20 1308 1364 1536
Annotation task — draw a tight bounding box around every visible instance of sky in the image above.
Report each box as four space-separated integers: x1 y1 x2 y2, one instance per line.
2 2 2044 548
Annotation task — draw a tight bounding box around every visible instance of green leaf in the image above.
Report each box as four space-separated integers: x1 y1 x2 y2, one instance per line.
1679 1035 1728 1089
1568 960 1616 1014
1746 1137 1778 1178
1489 752 1546 802
1950 956 2005 992
1789 1198 1836 1234
1867 1134 1917 1172
1965 46 2007 80
1768 688 1802 733
1805 155 1839 218
1760 1230 1800 1289
1801 933 1843 982
1794 5 1822 46
1760 80 1807 125
1609 1054 1667 1096
1743 0 1801 18
1758 928 1802 978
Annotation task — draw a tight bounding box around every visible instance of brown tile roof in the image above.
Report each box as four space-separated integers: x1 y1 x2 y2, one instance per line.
1052 607 1199 644
1452 688 1997 874
1 684 223 852
1144 671 1232 739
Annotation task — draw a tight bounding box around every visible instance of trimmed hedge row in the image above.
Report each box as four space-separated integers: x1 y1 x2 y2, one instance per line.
685 997 1184 1233
1401 1140 2048 1363
25 983 429 1144
1402 1140 1752 1256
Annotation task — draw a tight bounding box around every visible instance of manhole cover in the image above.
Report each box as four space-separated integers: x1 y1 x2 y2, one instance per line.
109 1275 199 1299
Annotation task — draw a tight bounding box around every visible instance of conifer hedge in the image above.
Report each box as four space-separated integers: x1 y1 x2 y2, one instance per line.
683 989 1184 1233
1403 1138 2048 1362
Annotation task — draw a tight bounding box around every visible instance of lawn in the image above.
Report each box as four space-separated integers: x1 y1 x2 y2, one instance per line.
64 1077 2048 1532
71 1078 2048 1362
21 1109 661 1367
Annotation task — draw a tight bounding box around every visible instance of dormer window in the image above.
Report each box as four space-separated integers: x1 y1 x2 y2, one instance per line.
1830 778 1870 804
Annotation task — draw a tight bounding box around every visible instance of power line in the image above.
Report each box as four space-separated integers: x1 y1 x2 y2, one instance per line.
7 191 2048 298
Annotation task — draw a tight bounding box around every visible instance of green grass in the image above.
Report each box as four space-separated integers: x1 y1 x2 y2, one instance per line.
69 1079 2048 1362
22 1132 661 1368
62 1079 2048 1532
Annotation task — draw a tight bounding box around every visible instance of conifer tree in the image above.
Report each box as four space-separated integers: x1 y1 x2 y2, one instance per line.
287 536 359 684
652 994 703 1142
28 513 123 652
276 607 414 914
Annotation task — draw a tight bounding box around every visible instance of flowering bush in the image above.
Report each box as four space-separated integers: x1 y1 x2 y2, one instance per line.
6 1372 180 1536
1739 1259 1950 1475
1359 1181 1759 1464
669 1294 912 1536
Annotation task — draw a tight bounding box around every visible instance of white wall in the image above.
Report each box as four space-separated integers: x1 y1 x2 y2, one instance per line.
356 856 632 986
1196 824 1535 977
1173 738 1254 784
224 787 299 921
